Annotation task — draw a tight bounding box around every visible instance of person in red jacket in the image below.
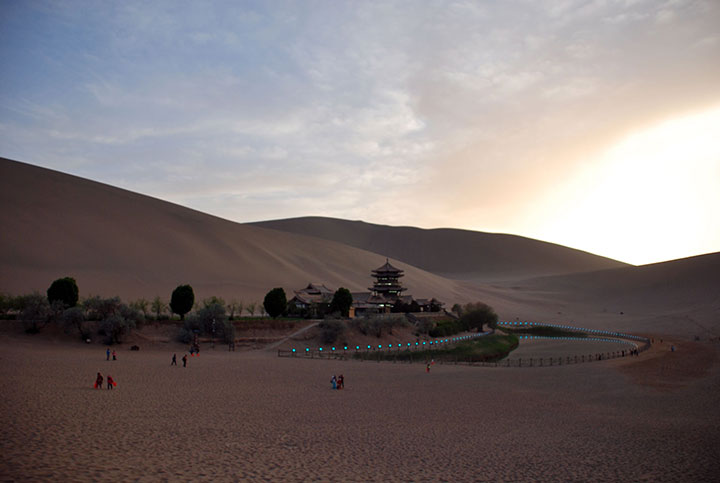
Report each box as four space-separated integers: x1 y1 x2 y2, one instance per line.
94 372 103 389
107 375 116 390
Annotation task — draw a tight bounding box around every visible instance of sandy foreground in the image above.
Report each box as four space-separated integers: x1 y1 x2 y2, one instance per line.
1 336 719 482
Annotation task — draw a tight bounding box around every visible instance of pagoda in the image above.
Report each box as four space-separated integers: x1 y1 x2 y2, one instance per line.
369 259 407 299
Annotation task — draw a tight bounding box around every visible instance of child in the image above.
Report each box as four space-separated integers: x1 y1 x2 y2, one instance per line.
331 375 337 390
107 375 116 389
94 372 103 389
112 350 117 361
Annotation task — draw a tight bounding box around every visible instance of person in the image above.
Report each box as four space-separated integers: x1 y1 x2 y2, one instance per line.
171 353 177 366
426 363 431 373
331 375 337 390
338 374 344 390
182 354 188 367
107 375 116 390
112 350 117 361
106 348 111 361
94 372 103 389
671 345 675 352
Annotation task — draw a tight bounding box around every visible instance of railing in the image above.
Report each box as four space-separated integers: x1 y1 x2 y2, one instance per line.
278 320 653 368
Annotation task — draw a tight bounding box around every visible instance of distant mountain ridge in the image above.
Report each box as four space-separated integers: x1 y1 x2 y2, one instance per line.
250 217 629 282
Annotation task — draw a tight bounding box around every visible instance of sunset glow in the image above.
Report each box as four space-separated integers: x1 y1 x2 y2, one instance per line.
531 106 720 265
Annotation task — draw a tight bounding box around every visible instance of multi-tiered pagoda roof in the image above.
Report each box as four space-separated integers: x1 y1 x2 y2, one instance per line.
369 259 406 298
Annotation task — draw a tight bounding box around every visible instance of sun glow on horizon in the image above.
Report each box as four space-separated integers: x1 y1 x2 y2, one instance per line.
530 104 720 265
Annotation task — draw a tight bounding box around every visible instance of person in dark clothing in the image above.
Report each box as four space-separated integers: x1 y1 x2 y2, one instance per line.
94 372 103 389
171 353 177 366
182 354 188 367
107 375 115 389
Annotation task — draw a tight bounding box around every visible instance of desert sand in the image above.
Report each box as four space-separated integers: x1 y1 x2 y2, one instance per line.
1 334 718 481
2 156 720 480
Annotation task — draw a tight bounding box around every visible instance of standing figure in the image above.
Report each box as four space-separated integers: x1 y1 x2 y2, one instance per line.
426 363 431 373
107 375 116 389
94 372 103 389
171 353 177 366
331 375 337 390
338 374 344 389
182 354 188 367
112 350 117 361
106 348 110 361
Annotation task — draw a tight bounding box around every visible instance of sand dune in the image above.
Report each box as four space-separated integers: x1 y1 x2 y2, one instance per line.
2 157 718 339
251 216 628 281
0 158 478 304
488 253 720 337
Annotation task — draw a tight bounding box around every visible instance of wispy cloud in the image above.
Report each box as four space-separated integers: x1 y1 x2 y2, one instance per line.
1 0 719 263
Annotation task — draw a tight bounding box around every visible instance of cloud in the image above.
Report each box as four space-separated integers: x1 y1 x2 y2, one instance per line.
1 0 719 262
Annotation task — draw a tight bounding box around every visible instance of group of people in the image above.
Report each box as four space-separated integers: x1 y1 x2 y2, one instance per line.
330 374 344 390
171 353 188 367
105 348 117 361
94 372 116 389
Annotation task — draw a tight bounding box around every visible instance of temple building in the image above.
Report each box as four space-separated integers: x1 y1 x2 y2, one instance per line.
289 259 443 318
369 259 407 299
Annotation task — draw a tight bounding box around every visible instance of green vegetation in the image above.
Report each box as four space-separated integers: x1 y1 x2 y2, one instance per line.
353 333 519 363
263 287 287 318
499 325 586 338
170 284 195 320
47 277 79 308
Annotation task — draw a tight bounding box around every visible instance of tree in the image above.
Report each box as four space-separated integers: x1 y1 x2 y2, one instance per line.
170 285 195 320
18 292 51 333
151 296 167 320
247 302 257 317
263 288 287 318
202 296 225 309
451 303 463 317
102 304 140 344
61 306 88 340
131 298 149 319
329 287 353 317
185 302 234 344
460 302 498 332
47 277 79 308
228 299 242 319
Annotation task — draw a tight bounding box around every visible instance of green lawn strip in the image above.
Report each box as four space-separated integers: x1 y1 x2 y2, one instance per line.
352 333 519 363
499 326 587 338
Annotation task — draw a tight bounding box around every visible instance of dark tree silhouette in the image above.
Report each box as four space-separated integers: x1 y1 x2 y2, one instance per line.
263 287 287 318
170 284 195 320
47 277 79 308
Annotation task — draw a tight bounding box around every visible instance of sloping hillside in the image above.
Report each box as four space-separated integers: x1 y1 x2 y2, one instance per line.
491 253 720 337
251 216 628 281
0 158 480 304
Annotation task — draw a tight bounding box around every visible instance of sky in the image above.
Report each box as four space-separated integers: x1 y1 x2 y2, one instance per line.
1 0 719 266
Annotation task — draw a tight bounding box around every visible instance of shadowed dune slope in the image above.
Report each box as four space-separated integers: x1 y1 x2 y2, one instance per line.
0 158 480 303
492 253 720 337
251 216 628 281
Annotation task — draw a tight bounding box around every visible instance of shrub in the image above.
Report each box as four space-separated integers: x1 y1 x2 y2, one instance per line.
319 319 346 344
